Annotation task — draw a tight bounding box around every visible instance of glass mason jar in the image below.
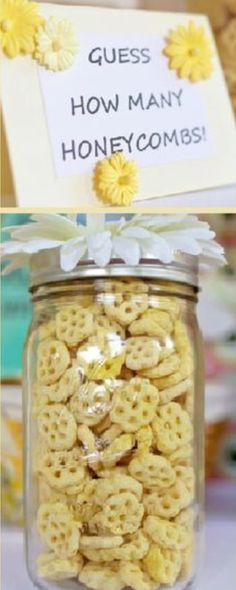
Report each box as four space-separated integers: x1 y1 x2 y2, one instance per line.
24 250 205 590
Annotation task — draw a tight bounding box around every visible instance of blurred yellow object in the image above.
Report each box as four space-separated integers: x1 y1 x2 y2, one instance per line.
1 384 23 526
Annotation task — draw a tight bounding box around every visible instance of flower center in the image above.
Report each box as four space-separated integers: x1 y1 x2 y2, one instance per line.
189 47 200 58
1 19 12 32
52 39 61 52
118 174 130 187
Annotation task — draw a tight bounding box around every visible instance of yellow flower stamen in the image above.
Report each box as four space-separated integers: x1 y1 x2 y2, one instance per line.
52 39 61 52
34 17 79 72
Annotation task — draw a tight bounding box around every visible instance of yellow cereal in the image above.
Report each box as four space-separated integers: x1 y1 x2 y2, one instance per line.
37 502 80 557
120 561 157 590
104 292 148 326
143 544 182 585
37 552 83 580
37 404 77 451
95 491 144 535
153 402 193 454
56 305 94 346
79 562 123 590
37 339 70 385
126 337 161 371
144 515 189 550
128 451 175 489
110 378 159 433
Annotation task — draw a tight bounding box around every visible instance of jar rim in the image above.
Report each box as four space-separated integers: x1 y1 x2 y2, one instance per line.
29 248 199 290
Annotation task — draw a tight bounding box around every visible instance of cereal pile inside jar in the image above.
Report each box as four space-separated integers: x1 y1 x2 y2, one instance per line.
33 278 195 589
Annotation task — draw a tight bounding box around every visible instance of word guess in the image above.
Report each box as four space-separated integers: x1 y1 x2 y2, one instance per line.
88 47 151 66
61 127 207 162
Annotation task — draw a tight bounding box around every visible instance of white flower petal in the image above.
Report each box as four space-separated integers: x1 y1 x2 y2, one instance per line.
112 236 141 265
140 236 174 264
87 232 112 267
60 237 87 272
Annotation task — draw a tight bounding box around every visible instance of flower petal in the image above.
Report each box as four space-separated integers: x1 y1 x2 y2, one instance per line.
112 236 141 265
60 237 87 272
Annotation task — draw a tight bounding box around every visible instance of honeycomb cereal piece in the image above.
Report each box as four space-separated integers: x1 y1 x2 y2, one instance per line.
38 448 86 489
175 508 195 531
143 544 182 585
37 404 77 451
69 381 111 426
153 402 193 454
144 515 188 550
149 295 180 318
37 552 83 580
153 351 193 390
129 309 173 339
37 339 70 385
37 502 80 557
77 425 97 461
56 305 94 346
158 378 193 405
100 424 123 446
95 315 125 339
120 561 156 590
139 353 180 379
175 466 195 496
88 303 104 316
126 337 161 371
174 320 192 354
99 492 144 535
136 426 153 451
94 474 143 504
80 535 123 549
104 278 148 294
185 383 194 417
34 366 83 412
38 477 77 506
104 292 148 326
79 562 123 590
110 378 159 433
38 321 56 341
101 433 134 467
168 443 192 466
128 452 175 489
143 479 192 519
79 541 148 564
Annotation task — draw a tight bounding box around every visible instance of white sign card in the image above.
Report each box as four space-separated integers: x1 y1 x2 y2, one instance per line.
2 3 236 207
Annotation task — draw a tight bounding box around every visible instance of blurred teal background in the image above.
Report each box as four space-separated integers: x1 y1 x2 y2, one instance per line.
1 214 32 381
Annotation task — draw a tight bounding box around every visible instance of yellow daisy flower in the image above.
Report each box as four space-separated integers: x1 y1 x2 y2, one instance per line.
94 153 139 207
35 17 79 72
0 0 42 58
164 21 214 82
